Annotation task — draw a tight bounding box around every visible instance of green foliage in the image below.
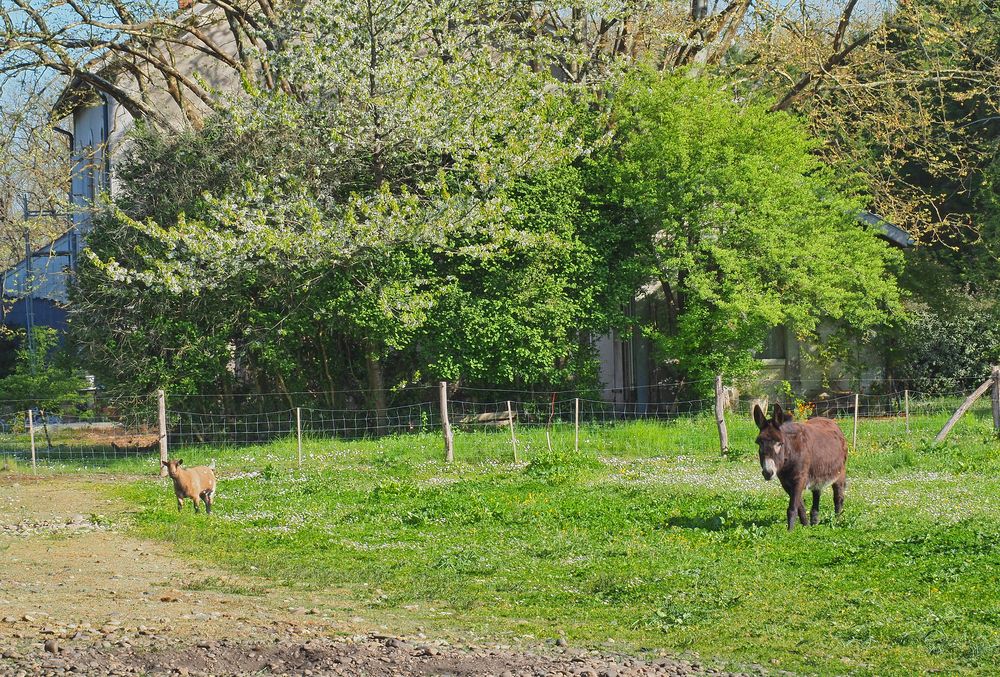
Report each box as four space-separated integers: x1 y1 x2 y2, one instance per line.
584 72 905 391
0 327 88 413
878 0 1000 244
887 149 1000 392
887 293 1000 393
70 1 610 405
419 166 605 385
524 442 601 482
72 35 912 404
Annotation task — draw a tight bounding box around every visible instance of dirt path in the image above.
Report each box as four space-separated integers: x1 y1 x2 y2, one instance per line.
0 474 755 677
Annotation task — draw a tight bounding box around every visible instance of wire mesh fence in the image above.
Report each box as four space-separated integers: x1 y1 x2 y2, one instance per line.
0 394 158 468
0 378 996 472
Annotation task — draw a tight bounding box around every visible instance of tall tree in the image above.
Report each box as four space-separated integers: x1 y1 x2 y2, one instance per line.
788 0 1000 245
0 83 72 269
1 0 284 131
72 0 600 415
584 72 904 389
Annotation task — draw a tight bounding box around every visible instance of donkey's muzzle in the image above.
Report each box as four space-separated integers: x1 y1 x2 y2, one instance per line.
761 457 777 481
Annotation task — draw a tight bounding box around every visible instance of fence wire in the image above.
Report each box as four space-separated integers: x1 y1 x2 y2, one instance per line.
0 383 995 470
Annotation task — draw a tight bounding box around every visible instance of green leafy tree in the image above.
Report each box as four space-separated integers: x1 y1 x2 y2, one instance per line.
886 294 1000 394
0 327 88 417
72 0 608 415
584 72 904 391
886 154 1000 391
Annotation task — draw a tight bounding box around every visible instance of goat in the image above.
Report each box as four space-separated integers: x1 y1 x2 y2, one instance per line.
162 458 217 514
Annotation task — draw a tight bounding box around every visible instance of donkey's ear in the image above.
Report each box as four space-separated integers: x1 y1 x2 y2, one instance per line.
772 404 790 425
753 404 767 430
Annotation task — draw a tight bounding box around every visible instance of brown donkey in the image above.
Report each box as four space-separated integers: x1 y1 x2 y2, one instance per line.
753 404 847 530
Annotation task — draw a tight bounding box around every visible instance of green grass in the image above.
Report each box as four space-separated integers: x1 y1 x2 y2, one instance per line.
181 576 269 597
93 410 1000 675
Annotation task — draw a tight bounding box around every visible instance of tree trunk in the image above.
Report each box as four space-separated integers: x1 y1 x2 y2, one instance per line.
273 371 295 410
318 335 337 408
364 343 388 435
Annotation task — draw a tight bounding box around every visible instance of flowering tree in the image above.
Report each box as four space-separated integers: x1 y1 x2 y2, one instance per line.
72 0 603 415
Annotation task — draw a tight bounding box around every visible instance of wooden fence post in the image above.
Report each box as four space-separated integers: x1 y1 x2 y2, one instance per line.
28 409 36 475
506 400 518 463
440 381 454 462
544 392 555 454
714 375 729 456
157 389 168 477
852 393 859 450
992 366 1000 435
904 389 910 435
296 407 303 468
574 397 580 454
935 377 994 444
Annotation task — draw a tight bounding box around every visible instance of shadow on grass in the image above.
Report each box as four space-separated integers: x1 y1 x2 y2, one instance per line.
664 513 770 531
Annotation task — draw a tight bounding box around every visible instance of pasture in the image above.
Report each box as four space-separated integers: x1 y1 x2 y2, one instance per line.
73 408 1000 676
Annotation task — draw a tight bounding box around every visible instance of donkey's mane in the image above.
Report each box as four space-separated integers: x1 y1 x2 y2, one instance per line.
780 421 805 437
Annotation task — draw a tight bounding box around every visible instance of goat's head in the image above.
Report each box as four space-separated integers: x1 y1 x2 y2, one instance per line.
161 458 184 477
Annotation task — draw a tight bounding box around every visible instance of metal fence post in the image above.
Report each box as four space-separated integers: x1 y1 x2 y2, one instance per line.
296 407 303 468
158 389 168 476
28 409 36 475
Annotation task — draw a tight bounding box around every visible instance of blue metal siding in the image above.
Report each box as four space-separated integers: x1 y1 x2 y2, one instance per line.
0 95 110 320
1 298 69 333
71 98 111 234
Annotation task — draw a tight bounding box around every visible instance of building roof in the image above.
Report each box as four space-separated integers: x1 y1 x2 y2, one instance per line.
858 211 915 248
49 1 213 122
50 70 118 122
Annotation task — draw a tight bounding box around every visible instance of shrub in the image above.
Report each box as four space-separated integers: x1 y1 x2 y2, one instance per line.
887 294 1000 393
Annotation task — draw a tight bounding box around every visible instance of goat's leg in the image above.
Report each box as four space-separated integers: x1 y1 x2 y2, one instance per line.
176 497 184 512
192 495 200 513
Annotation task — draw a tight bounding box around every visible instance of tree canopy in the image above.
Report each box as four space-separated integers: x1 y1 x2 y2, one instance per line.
584 73 905 388
72 57 908 403
71 0 610 411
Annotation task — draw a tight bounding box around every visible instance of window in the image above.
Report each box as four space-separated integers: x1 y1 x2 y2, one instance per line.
757 325 787 360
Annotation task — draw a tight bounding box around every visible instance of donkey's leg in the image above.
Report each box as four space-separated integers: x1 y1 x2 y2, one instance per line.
786 494 798 531
796 495 809 526
810 489 822 525
833 479 846 515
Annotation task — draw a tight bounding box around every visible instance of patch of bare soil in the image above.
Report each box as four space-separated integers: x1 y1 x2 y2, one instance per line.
0 475 758 677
